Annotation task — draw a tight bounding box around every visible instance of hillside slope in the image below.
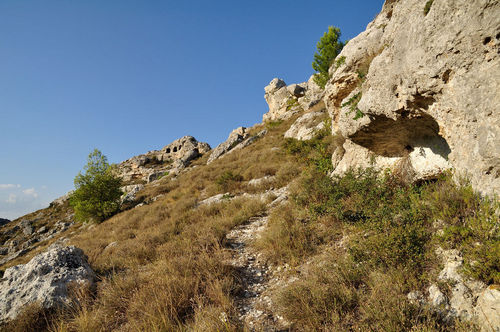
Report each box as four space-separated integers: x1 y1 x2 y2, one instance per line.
1 0 499 331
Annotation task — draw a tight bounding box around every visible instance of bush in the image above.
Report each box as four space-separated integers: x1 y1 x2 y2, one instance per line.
70 149 123 223
424 0 433 15
312 26 345 89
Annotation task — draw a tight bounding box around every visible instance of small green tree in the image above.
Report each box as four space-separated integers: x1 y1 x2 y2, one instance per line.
312 26 344 89
70 149 123 223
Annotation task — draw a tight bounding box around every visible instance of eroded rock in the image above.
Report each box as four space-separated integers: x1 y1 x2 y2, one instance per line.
284 110 327 141
0 245 95 323
325 0 500 194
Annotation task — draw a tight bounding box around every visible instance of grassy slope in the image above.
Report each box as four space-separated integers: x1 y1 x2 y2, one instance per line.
3 113 499 331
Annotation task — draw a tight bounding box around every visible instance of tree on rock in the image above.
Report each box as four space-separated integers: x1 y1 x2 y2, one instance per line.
70 149 123 223
312 26 344 89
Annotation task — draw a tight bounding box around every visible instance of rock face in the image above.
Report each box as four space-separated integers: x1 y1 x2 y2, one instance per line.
117 136 211 182
284 110 327 141
324 0 500 194
157 136 211 164
0 245 95 323
263 77 325 122
120 184 145 203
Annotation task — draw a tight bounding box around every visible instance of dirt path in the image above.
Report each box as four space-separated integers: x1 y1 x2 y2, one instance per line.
225 214 286 331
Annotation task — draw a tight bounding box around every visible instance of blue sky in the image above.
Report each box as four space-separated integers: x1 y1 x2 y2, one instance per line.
0 0 384 219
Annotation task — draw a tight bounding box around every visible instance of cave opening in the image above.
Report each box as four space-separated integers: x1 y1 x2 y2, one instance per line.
349 113 451 159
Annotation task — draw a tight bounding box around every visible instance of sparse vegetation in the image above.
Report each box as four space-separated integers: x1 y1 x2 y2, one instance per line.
342 91 365 120
285 97 299 111
312 26 345 89
334 55 346 69
256 162 495 331
69 149 123 223
3 105 497 332
424 0 434 15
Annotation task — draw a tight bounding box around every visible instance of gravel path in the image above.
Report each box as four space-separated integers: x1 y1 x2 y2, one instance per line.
226 215 286 331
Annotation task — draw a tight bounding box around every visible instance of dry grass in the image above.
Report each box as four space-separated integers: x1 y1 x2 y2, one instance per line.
4 118 302 331
4 114 495 332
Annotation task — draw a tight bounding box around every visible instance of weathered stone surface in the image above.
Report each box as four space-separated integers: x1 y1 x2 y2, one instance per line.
284 111 326 141
248 176 275 187
286 83 306 98
157 136 211 163
120 184 145 203
414 248 500 330
0 245 95 323
476 287 500 332
207 127 249 164
325 0 500 195
20 220 34 236
197 193 232 207
297 75 325 113
263 78 296 122
428 284 447 308
117 136 211 183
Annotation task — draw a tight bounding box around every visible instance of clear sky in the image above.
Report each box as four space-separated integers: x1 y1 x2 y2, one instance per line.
0 0 384 220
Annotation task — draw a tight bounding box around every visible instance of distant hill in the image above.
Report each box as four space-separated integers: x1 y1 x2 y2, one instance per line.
0 218 10 227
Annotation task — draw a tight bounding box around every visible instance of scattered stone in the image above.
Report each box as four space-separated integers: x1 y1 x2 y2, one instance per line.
0 245 95 323
197 193 232 207
248 176 275 187
409 248 499 331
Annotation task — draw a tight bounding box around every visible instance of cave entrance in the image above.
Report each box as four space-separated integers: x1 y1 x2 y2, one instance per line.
349 113 451 159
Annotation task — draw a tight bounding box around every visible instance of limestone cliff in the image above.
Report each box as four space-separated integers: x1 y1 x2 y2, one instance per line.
324 0 499 195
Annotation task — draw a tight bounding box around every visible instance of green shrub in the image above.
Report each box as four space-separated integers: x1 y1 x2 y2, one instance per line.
69 149 123 223
342 92 364 120
283 120 334 174
424 0 434 15
334 55 346 69
312 26 345 89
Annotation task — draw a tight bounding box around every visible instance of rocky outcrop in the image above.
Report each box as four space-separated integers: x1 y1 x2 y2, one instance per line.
118 136 211 182
263 77 325 122
324 0 500 194
0 245 95 323
284 110 327 141
409 248 499 331
120 184 145 203
156 136 211 163
207 127 249 164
